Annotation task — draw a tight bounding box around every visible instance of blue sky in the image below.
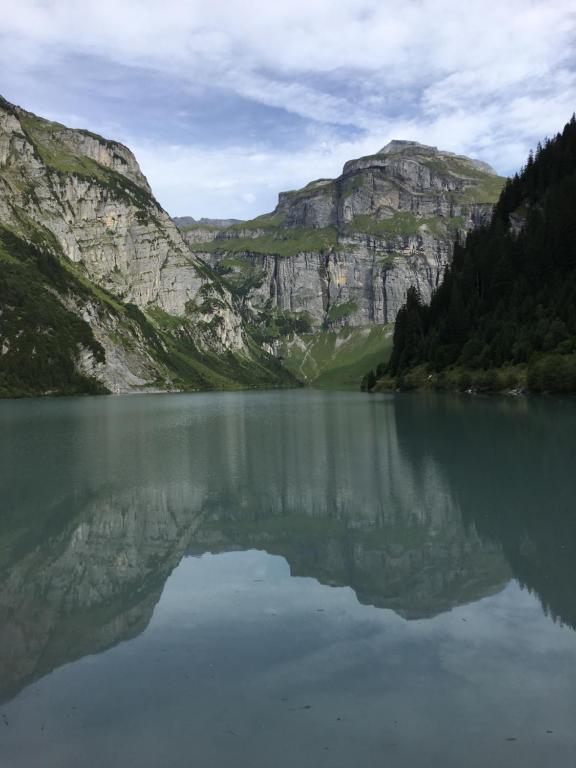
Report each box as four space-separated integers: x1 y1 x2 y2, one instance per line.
2 0 575 218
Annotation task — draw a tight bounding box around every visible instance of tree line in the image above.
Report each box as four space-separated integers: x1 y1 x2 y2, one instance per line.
363 115 576 394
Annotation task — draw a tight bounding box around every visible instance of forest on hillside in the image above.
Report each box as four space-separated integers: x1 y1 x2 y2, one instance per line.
365 116 576 394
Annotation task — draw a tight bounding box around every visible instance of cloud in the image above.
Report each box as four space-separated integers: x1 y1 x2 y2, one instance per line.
1 0 575 216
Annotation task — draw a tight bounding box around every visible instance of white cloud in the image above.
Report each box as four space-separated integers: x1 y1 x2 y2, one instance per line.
2 0 576 216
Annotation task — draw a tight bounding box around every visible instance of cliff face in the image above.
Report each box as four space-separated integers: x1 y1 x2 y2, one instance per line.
0 93 504 394
382 117 576 395
1 102 202 314
0 97 293 395
180 141 505 329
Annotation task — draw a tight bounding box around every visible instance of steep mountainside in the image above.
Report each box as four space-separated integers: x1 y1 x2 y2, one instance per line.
178 143 504 326
379 116 576 394
177 141 504 384
0 96 293 396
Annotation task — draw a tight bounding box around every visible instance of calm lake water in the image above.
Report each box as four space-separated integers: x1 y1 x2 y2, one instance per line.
0 390 575 767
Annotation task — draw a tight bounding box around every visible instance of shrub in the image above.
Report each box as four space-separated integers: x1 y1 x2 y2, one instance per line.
528 354 576 393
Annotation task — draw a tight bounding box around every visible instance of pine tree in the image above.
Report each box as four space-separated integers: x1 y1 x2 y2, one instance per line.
370 114 576 393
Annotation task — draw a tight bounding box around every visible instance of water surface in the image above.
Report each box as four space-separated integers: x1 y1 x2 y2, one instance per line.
0 390 575 767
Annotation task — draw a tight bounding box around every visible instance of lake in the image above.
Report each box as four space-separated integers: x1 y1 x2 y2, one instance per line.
0 390 575 767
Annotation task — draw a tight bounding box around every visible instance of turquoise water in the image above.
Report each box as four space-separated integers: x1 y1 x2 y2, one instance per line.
0 390 575 767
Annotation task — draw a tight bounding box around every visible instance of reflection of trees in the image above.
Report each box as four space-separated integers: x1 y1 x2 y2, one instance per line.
393 393 576 630
2 390 572 707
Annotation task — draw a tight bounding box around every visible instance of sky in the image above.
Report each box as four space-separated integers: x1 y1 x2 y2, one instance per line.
1 0 575 219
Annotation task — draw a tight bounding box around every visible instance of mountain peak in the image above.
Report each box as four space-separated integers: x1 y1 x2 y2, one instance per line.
375 139 498 175
378 140 437 154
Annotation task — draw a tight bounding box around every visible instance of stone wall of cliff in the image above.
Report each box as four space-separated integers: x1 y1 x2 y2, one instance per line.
180 141 504 331
0 97 294 394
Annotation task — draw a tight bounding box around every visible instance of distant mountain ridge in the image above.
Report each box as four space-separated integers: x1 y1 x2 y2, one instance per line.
180 139 504 385
173 216 243 229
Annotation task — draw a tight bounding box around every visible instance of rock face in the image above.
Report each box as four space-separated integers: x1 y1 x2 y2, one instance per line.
184 141 505 328
0 94 505 394
0 98 236 320
0 96 293 395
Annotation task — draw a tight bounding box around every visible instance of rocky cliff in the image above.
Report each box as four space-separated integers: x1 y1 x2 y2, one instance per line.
0 93 505 395
0 96 293 396
180 140 504 328
176 141 504 386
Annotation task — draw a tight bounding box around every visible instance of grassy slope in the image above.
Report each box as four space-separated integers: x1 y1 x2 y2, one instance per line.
0 225 108 397
280 325 394 389
0 220 296 398
17 111 159 217
141 304 296 391
188 226 339 257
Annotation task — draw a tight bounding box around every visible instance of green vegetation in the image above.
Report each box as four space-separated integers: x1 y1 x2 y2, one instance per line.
281 179 334 200
452 175 506 205
280 325 393 389
527 354 576 393
102 299 297 393
371 364 528 393
378 253 399 268
76 128 119 149
422 155 486 179
346 210 477 240
0 224 296 398
228 212 287 230
375 116 576 395
0 225 107 397
250 308 314 345
188 226 339 257
0 99 299 396
422 156 505 201
446 215 466 233
180 222 229 233
142 312 297 391
18 112 158 213
326 300 358 323
146 306 186 330
347 212 422 238
129 301 298 392
340 173 364 196
198 255 270 304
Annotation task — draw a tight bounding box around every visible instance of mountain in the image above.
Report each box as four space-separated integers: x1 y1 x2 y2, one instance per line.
377 116 576 394
184 141 504 385
173 216 244 230
0 96 294 397
0 95 506 396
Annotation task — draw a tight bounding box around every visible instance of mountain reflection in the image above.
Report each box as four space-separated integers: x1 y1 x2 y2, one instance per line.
0 487 205 703
0 391 575 704
393 394 576 631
